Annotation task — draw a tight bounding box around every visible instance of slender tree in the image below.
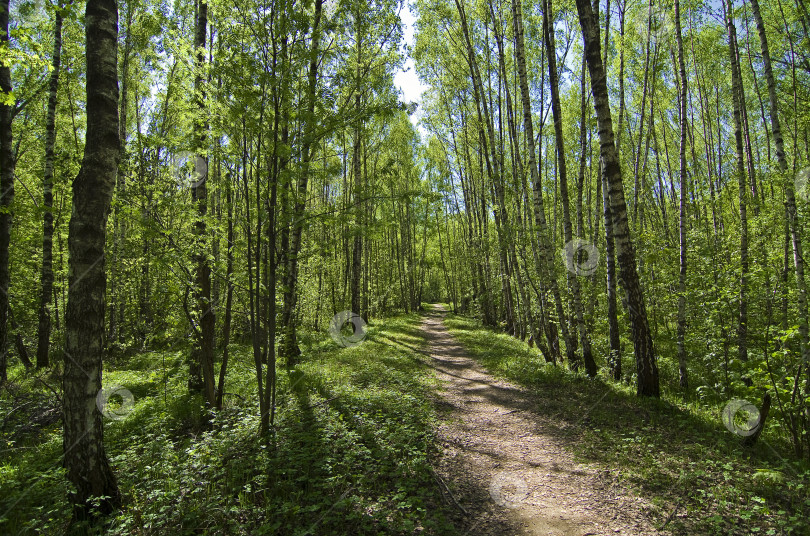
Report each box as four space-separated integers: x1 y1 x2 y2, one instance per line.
350 4 364 317
602 0 622 380
511 0 569 365
62 0 121 518
725 0 750 373
750 0 809 390
543 0 596 376
189 0 216 406
280 0 323 360
574 0 659 396
0 0 13 382
36 1 65 369
675 0 689 388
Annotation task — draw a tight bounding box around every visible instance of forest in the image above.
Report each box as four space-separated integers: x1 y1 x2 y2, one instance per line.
1 0 809 533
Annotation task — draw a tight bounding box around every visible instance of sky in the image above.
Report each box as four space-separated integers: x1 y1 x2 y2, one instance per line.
393 2 430 135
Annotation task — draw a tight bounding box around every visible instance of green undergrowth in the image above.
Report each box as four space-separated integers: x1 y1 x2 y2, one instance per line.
443 313 810 536
0 313 457 535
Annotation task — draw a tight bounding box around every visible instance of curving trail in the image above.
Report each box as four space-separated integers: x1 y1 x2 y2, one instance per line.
424 305 667 536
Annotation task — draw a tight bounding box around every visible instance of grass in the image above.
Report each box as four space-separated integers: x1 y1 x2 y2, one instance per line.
0 313 458 535
443 313 810 536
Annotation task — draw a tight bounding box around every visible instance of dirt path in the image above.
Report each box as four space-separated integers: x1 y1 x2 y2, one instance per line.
425 306 666 536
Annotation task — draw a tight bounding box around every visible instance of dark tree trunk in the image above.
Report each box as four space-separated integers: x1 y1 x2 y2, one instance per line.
215 175 235 411
574 0 660 396
0 0 14 382
750 0 810 402
544 0 596 376
742 393 771 447
36 6 64 369
675 0 689 389
62 0 121 519
189 0 216 406
725 0 750 373
512 0 567 364
264 162 279 433
280 0 323 361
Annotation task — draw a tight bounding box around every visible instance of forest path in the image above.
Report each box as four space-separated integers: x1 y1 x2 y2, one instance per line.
423 305 665 536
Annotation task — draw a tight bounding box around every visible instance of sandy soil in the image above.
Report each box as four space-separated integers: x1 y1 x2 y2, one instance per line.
424 306 669 536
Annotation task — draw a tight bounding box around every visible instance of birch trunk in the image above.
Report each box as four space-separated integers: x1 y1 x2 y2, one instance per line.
544 0 596 376
574 0 660 396
0 0 13 382
675 0 689 389
512 0 569 365
36 6 64 368
62 0 122 518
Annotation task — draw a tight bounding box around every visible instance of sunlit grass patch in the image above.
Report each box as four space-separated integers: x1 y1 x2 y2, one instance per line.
0 313 456 535
444 312 810 535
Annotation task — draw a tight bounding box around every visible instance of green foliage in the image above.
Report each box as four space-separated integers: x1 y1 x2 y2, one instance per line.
0 315 456 535
445 313 810 535
2 0 810 530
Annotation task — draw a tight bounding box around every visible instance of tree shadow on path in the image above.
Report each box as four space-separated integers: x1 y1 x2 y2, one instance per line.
423 304 667 536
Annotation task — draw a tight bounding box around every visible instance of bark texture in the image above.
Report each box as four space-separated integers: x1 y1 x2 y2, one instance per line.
543 0 596 376
512 0 568 364
725 0 750 371
190 0 216 406
0 0 13 382
37 6 64 368
574 0 659 396
750 0 810 413
62 0 121 519
675 0 689 389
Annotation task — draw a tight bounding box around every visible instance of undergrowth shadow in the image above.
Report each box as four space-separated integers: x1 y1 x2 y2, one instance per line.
441 312 810 536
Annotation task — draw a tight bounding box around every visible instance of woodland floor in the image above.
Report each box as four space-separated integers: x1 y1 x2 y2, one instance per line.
3 308 806 534
425 305 667 536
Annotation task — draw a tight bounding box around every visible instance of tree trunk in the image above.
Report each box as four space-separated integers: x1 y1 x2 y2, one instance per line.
62 0 121 519
265 155 279 432
512 0 568 365
750 0 810 409
280 0 323 361
675 0 689 389
632 0 654 230
603 0 622 380
189 0 216 406
574 0 660 396
0 0 14 382
36 6 64 369
485 5 518 335
725 0 750 373
351 10 363 317
544 0 596 376
491 4 536 342
215 174 235 411
742 392 771 447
